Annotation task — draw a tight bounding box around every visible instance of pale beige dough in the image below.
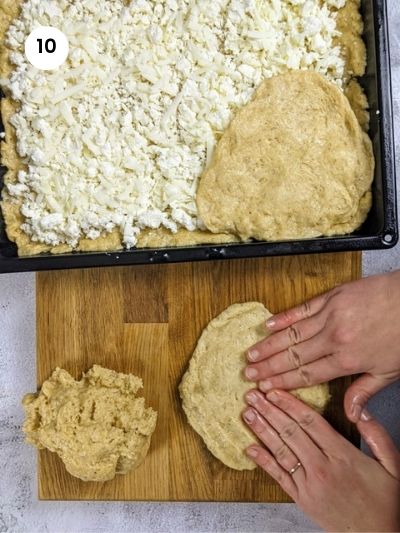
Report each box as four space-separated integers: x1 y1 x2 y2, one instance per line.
345 79 370 133
336 0 370 131
197 71 375 242
336 0 367 80
22 365 157 482
179 302 330 471
1 0 369 256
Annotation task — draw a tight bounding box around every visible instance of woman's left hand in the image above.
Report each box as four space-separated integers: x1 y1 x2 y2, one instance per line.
242 390 400 532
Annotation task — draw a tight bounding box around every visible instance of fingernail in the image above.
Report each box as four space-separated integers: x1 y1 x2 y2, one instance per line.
266 318 276 330
245 367 258 380
246 446 259 458
351 403 362 421
259 380 273 392
243 409 256 423
246 391 258 404
248 349 259 362
360 408 372 421
266 391 279 403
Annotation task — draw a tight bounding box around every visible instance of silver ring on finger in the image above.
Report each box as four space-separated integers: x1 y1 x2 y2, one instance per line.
288 462 302 476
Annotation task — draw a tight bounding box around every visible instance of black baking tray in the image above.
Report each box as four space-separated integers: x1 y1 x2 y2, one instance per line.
0 0 397 273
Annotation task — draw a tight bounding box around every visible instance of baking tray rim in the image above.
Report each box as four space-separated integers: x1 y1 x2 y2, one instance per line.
0 233 396 273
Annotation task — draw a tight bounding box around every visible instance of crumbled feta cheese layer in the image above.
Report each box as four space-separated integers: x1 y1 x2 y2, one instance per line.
2 0 345 248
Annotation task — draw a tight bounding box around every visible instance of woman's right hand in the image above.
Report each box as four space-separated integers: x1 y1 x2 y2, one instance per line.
245 271 400 421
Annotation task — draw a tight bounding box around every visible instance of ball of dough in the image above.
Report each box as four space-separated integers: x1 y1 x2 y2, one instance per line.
197 71 374 242
180 302 330 471
22 365 157 482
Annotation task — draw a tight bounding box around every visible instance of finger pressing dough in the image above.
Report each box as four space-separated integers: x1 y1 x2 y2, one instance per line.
22 365 157 482
179 302 330 470
197 71 375 242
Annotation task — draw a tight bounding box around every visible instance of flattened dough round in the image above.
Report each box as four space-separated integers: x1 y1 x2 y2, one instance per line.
22 365 157 482
179 302 330 470
197 71 374 242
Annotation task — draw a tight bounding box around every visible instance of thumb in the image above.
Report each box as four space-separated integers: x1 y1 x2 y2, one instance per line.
344 373 389 422
357 410 400 479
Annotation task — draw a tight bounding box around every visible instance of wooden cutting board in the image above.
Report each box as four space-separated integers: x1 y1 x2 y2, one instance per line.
36 252 360 502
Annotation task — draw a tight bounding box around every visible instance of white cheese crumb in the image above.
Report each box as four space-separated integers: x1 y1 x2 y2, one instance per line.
1 0 345 249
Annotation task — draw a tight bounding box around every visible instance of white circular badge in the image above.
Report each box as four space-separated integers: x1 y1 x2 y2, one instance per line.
25 26 69 70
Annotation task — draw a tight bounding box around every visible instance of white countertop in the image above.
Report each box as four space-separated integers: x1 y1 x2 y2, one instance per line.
1 3 400 531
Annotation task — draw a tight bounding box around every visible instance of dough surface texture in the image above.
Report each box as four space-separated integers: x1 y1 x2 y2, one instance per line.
179 302 330 471
22 365 157 482
197 71 374 242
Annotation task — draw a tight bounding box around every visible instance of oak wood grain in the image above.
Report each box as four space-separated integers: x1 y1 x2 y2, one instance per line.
36 252 360 501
